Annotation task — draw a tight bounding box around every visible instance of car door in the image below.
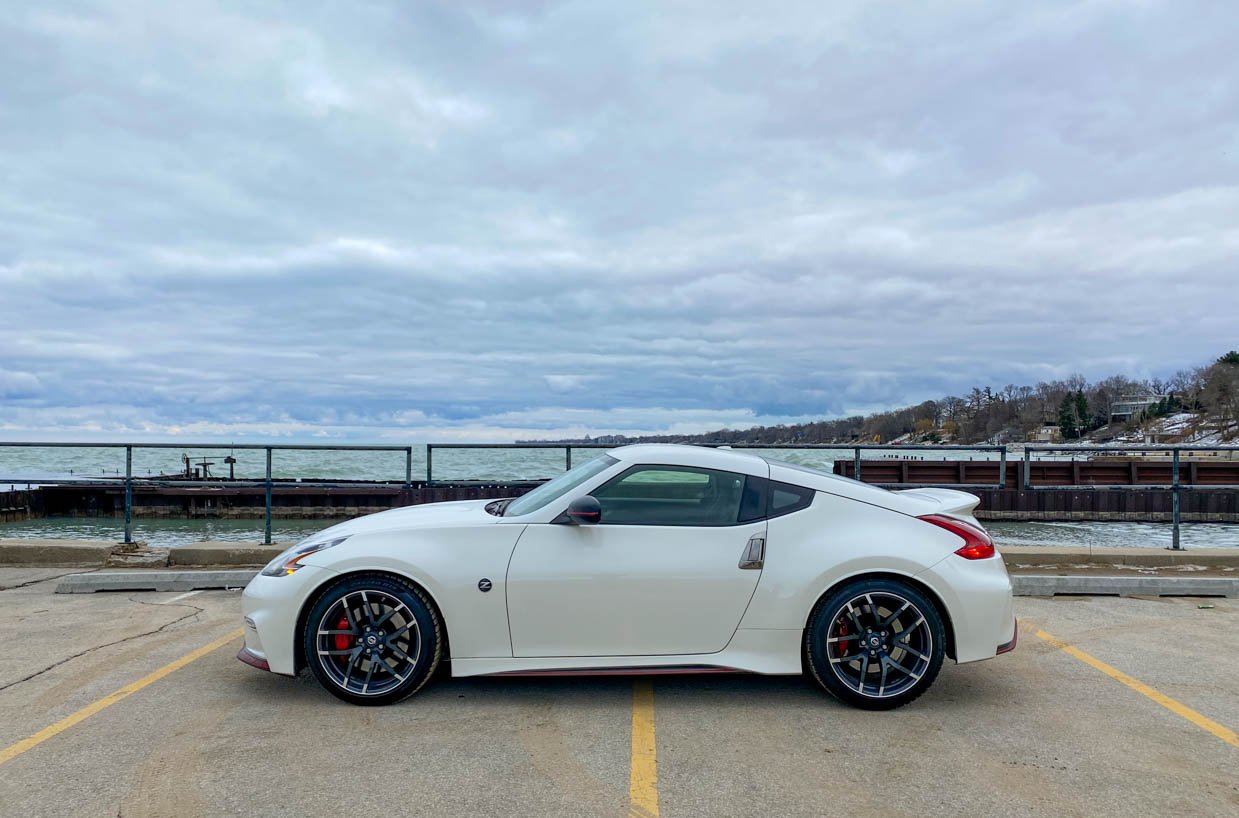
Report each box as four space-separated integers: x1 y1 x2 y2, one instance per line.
506 464 768 658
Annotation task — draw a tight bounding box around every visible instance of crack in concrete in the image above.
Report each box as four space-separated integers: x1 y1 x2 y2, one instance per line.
0 568 102 592
0 596 206 692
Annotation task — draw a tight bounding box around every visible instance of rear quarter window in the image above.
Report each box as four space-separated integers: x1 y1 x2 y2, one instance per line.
769 481 815 518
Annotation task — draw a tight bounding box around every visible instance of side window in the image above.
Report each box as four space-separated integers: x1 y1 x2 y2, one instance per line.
592 466 748 526
768 480 815 518
738 476 767 523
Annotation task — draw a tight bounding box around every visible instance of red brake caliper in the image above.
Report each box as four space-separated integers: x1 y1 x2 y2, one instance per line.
333 616 351 662
836 616 850 659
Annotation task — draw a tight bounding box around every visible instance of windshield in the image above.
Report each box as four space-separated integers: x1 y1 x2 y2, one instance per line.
502 454 618 517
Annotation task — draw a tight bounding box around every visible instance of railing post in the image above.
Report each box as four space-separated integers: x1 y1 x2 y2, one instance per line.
998 447 1007 490
426 445 433 485
1023 448 1032 491
264 447 273 545
405 447 413 489
1170 448 1182 551
123 445 133 543
853 448 862 481
565 447 572 472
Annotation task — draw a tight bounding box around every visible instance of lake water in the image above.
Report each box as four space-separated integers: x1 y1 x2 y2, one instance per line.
0 444 1012 485
1 444 1236 549
984 520 1239 550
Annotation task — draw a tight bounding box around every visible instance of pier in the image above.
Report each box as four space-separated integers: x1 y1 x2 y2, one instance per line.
24 480 537 520
0 489 34 522
835 458 1239 522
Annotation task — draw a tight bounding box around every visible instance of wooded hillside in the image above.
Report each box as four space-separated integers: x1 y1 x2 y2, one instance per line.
537 352 1239 446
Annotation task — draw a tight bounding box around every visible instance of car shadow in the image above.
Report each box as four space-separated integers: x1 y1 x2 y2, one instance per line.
231 659 1021 712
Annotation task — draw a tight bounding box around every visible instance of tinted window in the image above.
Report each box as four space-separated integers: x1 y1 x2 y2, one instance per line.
768 480 815 518
738 476 767 523
593 466 748 526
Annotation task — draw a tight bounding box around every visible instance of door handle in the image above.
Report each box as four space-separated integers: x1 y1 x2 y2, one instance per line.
738 534 765 570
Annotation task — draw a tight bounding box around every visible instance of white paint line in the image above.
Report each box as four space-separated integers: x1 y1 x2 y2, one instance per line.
162 590 204 604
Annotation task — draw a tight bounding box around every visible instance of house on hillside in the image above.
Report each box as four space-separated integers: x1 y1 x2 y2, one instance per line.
1110 394 1165 422
1030 424 1061 443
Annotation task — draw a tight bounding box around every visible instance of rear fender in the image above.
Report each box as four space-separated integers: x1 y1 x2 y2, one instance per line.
739 492 963 631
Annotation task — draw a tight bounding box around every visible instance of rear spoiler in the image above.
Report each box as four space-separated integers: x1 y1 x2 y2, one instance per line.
894 488 982 521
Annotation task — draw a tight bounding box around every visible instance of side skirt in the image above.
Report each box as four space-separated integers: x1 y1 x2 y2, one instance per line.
486 665 745 678
449 628 805 678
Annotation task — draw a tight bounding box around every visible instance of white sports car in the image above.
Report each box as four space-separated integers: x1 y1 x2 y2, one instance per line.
239 444 1016 709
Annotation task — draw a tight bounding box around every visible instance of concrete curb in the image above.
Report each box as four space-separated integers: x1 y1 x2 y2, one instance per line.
0 539 115 567
0 539 293 569
1011 575 1237 598
167 541 289 567
998 545 1239 567
55 570 258 594
4 538 1237 569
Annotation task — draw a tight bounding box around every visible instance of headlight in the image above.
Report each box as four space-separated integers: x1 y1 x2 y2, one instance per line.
259 536 349 577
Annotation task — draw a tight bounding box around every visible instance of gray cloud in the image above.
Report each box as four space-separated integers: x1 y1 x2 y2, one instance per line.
1 1 1237 441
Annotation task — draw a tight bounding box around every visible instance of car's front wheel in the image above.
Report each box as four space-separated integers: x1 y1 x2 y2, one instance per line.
805 578 946 710
302 573 442 706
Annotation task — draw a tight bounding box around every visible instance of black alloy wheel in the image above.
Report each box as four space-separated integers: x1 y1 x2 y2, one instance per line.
805 578 946 710
302 574 442 706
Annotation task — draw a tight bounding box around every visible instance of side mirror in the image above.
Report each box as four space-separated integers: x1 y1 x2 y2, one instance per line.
564 495 602 525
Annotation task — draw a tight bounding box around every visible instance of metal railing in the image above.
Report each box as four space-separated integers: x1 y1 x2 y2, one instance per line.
427 442 1008 489
1022 445 1239 550
2 441 1236 549
0 442 416 545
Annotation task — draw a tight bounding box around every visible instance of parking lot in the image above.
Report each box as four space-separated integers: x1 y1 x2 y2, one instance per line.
1 568 1236 818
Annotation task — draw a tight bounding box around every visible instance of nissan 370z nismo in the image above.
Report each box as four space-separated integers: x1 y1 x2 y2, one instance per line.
238 444 1016 709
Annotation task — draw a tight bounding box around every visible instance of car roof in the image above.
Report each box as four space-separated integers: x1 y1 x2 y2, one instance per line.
606 443 771 477
605 443 944 516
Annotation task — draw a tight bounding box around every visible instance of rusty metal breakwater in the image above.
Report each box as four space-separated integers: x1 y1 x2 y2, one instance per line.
0 489 34 522
834 459 1239 523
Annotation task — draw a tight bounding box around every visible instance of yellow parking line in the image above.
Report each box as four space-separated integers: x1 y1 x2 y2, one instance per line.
629 680 659 818
1033 628 1238 749
0 627 244 767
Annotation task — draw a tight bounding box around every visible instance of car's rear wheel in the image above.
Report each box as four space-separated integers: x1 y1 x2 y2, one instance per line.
302 574 442 706
805 578 945 710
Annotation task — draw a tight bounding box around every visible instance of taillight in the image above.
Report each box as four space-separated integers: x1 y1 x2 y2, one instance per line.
918 514 996 560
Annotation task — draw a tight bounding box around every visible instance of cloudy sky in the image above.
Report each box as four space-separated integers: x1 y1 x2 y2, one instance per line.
1 1 1236 442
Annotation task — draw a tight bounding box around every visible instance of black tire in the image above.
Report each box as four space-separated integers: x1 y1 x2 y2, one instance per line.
302 573 443 706
805 577 946 710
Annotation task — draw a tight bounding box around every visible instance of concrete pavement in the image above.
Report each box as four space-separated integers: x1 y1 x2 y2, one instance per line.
0 569 1236 817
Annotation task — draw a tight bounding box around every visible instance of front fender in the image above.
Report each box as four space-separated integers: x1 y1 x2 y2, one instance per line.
299 524 525 660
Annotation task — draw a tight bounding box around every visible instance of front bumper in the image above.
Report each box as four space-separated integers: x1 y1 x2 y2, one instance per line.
237 646 270 671
239 565 335 676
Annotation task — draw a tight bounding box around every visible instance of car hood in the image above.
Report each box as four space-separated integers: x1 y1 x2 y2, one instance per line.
306 498 500 540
